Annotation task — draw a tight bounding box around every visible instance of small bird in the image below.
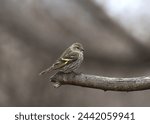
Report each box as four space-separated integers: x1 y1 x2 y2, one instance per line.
39 42 84 75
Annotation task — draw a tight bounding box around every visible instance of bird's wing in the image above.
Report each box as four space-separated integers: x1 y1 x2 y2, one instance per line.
52 51 79 70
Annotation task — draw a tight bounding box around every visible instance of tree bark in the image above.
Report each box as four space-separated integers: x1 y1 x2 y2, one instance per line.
50 72 150 91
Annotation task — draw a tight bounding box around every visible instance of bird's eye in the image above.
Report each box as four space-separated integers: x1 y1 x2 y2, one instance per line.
76 47 79 49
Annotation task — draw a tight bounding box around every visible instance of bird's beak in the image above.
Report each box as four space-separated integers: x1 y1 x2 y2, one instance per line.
81 48 84 52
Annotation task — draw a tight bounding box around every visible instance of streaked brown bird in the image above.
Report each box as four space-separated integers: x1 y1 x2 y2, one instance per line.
39 42 84 75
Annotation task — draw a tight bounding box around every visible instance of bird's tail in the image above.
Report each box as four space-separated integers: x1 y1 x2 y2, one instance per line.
39 67 52 75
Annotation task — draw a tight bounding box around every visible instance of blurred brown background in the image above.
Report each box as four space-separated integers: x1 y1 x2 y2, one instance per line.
1 0 150 106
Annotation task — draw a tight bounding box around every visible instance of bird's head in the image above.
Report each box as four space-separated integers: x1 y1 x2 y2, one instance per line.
71 42 84 52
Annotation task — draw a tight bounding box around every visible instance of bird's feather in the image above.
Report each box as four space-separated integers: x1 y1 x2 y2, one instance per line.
52 51 79 70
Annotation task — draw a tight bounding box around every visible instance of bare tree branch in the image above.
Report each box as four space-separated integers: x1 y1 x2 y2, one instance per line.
50 72 150 91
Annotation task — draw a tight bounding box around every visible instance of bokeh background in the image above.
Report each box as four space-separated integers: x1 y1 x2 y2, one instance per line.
1 0 150 106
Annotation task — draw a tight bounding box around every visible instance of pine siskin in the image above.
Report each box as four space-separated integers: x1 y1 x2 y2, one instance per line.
39 42 84 75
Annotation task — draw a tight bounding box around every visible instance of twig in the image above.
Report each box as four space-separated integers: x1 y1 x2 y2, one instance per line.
50 72 150 91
